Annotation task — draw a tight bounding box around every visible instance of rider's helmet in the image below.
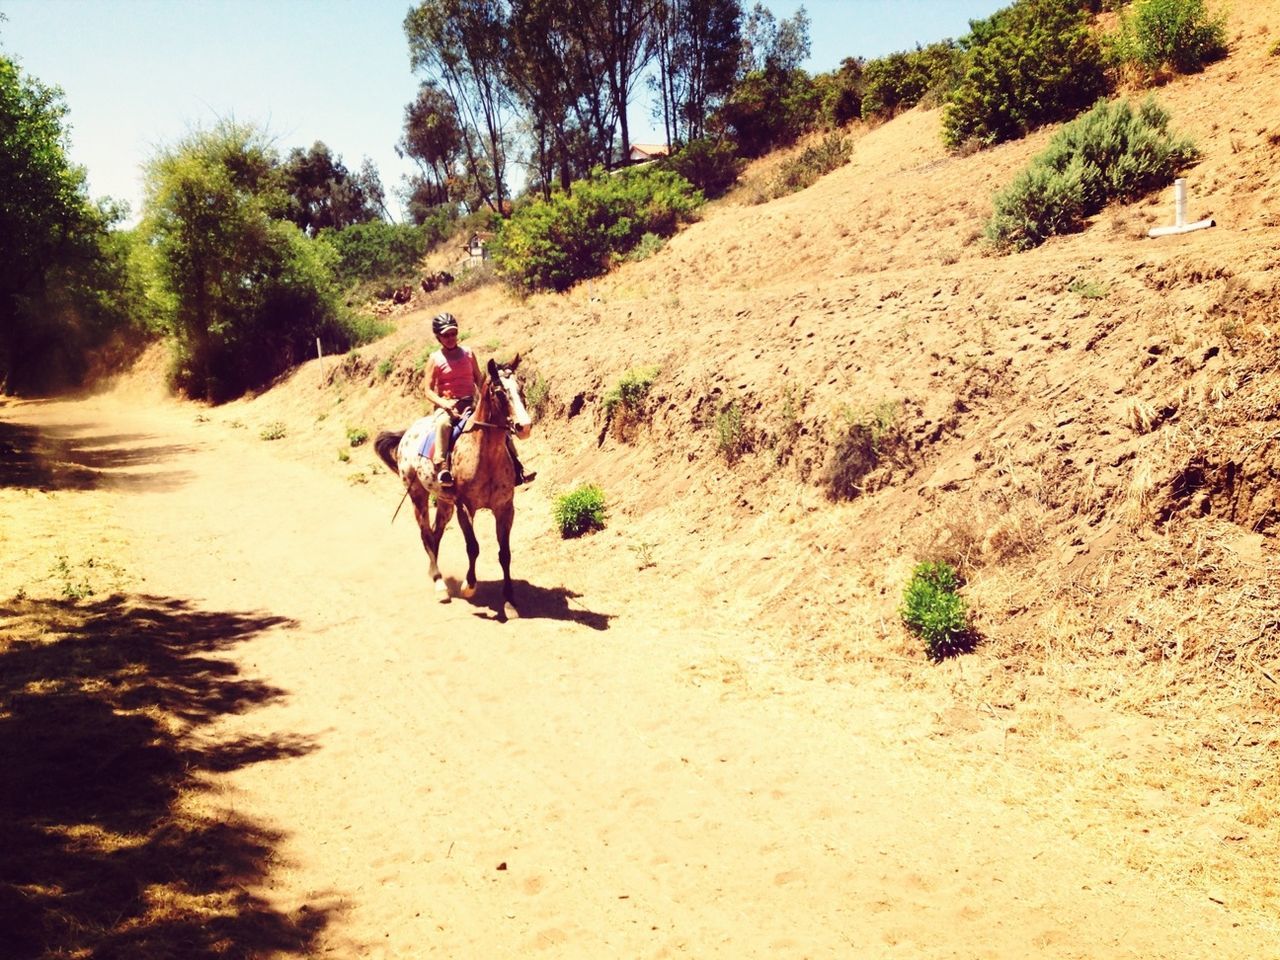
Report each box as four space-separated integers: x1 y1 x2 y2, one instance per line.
432 312 458 335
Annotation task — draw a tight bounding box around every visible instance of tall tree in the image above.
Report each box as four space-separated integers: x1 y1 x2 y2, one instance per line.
652 0 742 144
0 55 143 394
405 0 514 212
280 142 385 235
398 81 466 215
580 0 659 163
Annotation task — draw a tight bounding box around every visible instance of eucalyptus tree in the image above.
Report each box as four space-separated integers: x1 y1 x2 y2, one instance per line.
651 0 743 144
404 0 515 212
398 80 466 215
280 142 385 235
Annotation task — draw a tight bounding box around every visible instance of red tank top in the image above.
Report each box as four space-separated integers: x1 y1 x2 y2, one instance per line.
432 345 476 399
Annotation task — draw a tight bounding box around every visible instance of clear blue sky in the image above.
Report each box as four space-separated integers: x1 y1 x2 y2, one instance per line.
0 0 1000 224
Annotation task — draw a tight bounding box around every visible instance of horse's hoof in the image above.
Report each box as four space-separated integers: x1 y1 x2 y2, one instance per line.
460 582 477 599
435 581 450 603
502 602 519 621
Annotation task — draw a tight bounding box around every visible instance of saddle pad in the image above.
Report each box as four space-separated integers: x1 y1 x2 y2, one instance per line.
414 411 472 460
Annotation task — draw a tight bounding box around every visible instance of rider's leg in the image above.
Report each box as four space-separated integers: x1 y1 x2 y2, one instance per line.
433 414 453 485
506 435 534 485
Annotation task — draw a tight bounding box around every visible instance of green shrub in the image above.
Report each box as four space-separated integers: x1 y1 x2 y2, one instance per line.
554 484 607 538
769 133 852 198
317 220 444 288
718 68 823 158
260 422 286 441
603 365 661 437
661 138 743 199
1108 0 1227 77
861 42 962 122
346 426 368 447
986 96 1198 251
626 232 666 262
524 371 550 421
901 561 974 661
715 401 751 464
491 166 703 294
942 0 1108 149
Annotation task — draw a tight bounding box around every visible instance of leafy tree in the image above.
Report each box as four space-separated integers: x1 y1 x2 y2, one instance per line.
739 2 810 76
577 0 659 163
398 81 467 215
942 0 1108 149
817 56 865 127
142 121 366 401
651 0 743 144
280 142 385 235
405 0 515 213
0 56 149 394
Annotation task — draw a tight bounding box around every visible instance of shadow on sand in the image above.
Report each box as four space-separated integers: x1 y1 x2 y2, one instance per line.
0 593 333 959
462 579 614 630
0 418 194 492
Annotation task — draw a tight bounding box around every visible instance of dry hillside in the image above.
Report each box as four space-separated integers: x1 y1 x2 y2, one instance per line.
194 4 1280 923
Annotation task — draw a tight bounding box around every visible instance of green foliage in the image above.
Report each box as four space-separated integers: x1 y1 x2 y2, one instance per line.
986 97 1198 251
861 42 961 122
259 422 287 441
768 133 852 198
142 121 376 402
718 67 822 157
603 365 660 425
1107 0 1227 77
346 426 369 447
280 141 384 235
492 167 703 294
524 371 550 421
626 232 666 262
553 483 607 538
822 402 901 501
901 561 974 661
0 56 153 394
317 220 444 289
942 0 1108 149
715 401 751 464
816 57 866 127
660 138 743 199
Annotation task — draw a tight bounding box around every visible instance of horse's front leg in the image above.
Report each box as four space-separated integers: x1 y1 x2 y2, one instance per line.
416 492 453 603
494 501 517 620
454 505 481 599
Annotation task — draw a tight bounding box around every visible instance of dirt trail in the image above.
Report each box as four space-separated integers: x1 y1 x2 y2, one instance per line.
2 389 1266 958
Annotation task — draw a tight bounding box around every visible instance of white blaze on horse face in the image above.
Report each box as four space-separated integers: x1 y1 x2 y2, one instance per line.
501 370 533 440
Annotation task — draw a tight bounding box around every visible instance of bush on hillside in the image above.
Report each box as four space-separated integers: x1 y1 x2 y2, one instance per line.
986 96 1198 252
766 132 852 200
554 484 607 538
491 166 703 294
717 68 822 158
318 218 448 289
1107 0 1227 79
942 0 1108 149
660 138 743 199
901 561 974 661
860 42 962 122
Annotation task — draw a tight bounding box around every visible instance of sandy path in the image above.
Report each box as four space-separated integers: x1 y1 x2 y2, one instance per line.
2 393 1262 958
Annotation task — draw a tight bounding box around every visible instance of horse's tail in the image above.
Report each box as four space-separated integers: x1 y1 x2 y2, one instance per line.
374 431 405 475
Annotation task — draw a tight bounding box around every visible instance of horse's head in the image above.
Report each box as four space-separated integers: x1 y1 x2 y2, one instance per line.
485 355 532 441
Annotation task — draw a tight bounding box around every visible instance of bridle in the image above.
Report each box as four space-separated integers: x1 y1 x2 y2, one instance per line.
462 368 521 436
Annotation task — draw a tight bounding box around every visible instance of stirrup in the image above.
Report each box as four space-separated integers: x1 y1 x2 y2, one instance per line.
518 469 536 485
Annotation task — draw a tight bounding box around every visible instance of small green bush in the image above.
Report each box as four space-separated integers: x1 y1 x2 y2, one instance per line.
861 42 962 122
554 484 607 538
715 401 751 464
603 365 661 422
901 561 974 661
986 96 1198 251
626 232 666 262
769 133 852 198
260 422 286 441
491 166 703 294
1107 0 1227 77
524 371 550 421
346 426 368 447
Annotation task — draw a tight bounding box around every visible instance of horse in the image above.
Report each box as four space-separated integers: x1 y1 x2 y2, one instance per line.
375 356 532 619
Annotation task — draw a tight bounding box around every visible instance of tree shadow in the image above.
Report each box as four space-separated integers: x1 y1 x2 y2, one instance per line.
464 579 614 630
0 593 335 959
0 419 194 492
